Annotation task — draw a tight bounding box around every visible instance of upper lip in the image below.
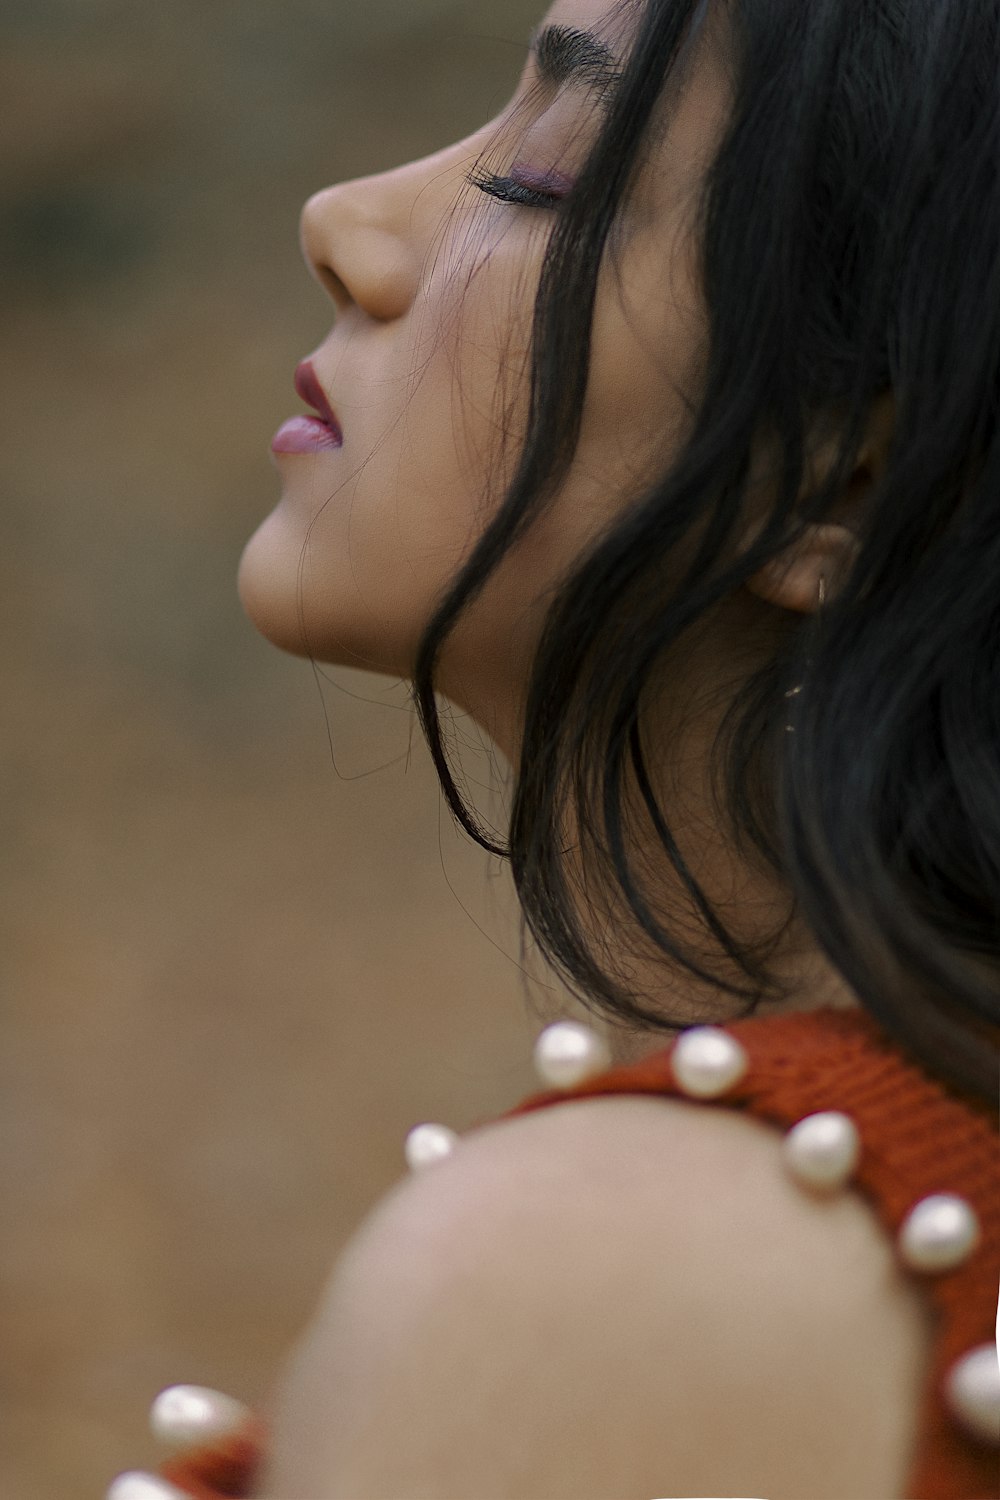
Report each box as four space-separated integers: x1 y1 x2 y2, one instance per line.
294 359 342 436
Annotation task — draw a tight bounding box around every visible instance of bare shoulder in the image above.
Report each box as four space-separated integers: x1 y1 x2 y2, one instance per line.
260 1093 935 1500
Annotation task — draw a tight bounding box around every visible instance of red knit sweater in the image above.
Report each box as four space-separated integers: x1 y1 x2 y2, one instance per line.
155 1006 999 1500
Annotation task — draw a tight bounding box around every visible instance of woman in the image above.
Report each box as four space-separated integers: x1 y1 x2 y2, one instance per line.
109 0 999 1495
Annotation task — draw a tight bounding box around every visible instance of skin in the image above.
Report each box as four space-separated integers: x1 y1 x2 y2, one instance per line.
238 0 897 1027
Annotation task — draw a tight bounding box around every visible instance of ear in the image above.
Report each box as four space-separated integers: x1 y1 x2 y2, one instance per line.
745 523 860 614
744 390 894 615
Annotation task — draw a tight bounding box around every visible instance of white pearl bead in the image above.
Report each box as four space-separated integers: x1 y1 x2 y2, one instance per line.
149 1384 252 1447
944 1343 1000 1445
670 1026 749 1099
106 1474 188 1500
533 1020 612 1090
898 1192 981 1272
404 1122 459 1171
781 1111 860 1191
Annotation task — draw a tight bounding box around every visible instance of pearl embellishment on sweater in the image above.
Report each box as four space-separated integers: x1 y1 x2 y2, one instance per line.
115 1017 996 1488
781 1110 861 1191
104 1385 256 1500
106 1474 188 1500
149 1384 253 1448
533 1020 612 1089
405 1122 459 1171
898 1192 981 1272
670 1025 749 1098
943 1342 1000 1445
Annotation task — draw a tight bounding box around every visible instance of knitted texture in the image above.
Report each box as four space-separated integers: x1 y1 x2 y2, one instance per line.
496 1005 999 1500
157 1417 267 1498
156 1006 998 1500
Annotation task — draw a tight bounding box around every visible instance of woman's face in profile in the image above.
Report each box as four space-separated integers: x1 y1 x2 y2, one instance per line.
238 0 730 749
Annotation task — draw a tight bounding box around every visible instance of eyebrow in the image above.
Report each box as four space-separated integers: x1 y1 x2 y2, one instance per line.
527 24 623 101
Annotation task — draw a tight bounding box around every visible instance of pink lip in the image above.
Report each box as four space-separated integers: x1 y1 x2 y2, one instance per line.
271 414 343 454
271 358 344 454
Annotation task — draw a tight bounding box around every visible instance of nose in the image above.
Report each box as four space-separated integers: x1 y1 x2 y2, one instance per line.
299 160 433 324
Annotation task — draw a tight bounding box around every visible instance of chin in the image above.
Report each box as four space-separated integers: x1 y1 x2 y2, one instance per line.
236 521 315 658
236 520 420 677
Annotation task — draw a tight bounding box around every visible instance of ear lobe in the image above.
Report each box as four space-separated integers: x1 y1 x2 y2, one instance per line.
743 391 891 614
745 523 860 613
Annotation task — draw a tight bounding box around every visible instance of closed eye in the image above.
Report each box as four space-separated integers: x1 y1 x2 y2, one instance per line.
465 166 567 210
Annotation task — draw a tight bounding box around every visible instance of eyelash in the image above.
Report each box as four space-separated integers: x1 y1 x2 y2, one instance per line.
465 166 566 210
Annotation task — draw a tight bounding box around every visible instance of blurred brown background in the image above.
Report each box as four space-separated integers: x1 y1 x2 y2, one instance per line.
0 3 600 1494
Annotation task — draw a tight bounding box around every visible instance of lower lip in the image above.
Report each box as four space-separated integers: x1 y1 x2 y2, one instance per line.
271 415 343 454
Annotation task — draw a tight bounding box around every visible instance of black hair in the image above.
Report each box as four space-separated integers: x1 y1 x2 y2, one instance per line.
412 0 1000 1106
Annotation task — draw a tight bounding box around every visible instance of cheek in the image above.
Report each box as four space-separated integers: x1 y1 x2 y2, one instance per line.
346 240 537 622
449 233 706 678
392 254 536 552
580 233 704 491
414 217 708 723
489 236 702 609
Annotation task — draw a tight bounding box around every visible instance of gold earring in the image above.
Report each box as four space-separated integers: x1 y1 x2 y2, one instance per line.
783 575 826 733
